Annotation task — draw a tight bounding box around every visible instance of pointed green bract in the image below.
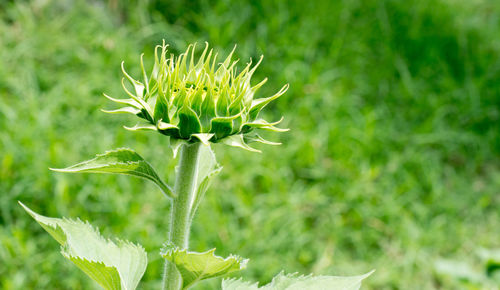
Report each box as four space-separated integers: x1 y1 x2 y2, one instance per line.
19 203 147 290
158 121 179 131
50 148 174 198
101 107 142 115
191 133 215 146
124 124 157 131
244 133 281 146
190 145 222 221
104 41 288 150
242 117 289 133
161 244 248 289
248 84 289 120
103 93 142 108
222 270 374 290
223 134 261 153
178 106 202 138
170 138 184 158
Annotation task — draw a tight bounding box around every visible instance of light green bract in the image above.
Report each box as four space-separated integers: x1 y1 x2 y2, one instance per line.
189 144 221 221
161 244 248 289
103 41 289 152
19 202 147 290
50 148 174 198
222 270 374 290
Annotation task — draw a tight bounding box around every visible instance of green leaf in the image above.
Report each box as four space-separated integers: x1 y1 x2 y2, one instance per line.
66 257 122 290
19 202 147 290
190 144 221 220
222 271 374 290
161 244 248 289
50 148 174 198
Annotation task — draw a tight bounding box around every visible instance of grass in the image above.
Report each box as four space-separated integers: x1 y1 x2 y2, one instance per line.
1 0 499 289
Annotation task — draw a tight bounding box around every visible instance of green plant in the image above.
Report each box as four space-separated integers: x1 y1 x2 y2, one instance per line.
20 42 373 289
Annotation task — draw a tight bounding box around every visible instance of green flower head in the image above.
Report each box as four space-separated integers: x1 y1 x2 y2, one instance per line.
103 41 288 152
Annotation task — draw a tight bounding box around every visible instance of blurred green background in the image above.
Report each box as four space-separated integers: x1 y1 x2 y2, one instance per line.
1 0 499 289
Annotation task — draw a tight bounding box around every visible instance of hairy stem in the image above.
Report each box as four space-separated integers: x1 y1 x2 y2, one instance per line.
163 142 201 290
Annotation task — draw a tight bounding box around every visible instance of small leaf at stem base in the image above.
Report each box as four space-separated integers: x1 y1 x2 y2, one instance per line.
161 244 248 289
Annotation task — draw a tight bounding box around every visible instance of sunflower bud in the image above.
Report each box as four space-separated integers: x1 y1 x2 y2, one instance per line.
103 41 288 152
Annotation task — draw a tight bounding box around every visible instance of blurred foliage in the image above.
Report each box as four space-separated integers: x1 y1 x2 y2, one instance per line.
1 0 499 289
435 248 500 288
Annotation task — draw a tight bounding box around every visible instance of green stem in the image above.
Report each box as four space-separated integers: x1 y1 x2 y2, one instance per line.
163 142 201 290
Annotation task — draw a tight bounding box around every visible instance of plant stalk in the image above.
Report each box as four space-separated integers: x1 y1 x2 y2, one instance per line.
163 142 201 290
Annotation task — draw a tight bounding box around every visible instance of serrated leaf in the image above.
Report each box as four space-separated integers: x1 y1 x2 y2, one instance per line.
162 245 248 289
222 270 374 290
50 148 174 198
66 257 122 290
19 203 147 290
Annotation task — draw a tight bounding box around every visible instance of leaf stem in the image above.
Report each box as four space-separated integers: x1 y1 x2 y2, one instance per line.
163 142 201 290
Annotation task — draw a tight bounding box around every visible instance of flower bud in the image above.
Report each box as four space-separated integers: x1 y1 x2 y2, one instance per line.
103 41 288 152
